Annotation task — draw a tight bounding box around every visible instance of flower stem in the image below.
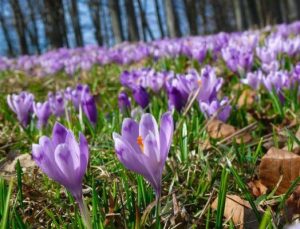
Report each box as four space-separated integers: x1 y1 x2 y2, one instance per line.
77 196 92 229
155 195 161 229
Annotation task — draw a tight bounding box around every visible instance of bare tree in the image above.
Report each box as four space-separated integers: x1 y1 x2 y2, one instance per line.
0 1 14 56
88 0 103 46
184 0 198 35
165 0 179 37
68 0 83 46
109 0 124 44
154 0 165 37
125 0 139 41
27 0 41 53
43 0 69 49
9 0 28 54
137 0 154 41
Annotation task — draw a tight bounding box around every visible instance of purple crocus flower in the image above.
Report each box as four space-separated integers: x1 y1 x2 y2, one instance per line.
241 70 263 90
113 112 174 198
33 101 52 129
7 92 34 127
197 66 223 103
32 122 90 227
199 97 231 122
132 87 150 109
81 89 98 126
118 91 131 113
48 92 65 117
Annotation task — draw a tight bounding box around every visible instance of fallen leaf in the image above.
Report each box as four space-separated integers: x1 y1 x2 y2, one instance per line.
0 153 36 175
285 186 300 221
207 119 236 139
237 89 256 108
248 180 268 197
211 195 259 229
259 147 300 195
206 119 252 143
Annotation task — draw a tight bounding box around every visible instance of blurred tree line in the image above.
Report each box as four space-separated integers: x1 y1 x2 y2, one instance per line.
0 0 300 56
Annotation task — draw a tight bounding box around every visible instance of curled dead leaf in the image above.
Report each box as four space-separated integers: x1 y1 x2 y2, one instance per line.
211 195 260 229
206 119 252 143
259 147 300 195
0 153 36 177
248 180 268 197
285 186 300 221
237 89 256 108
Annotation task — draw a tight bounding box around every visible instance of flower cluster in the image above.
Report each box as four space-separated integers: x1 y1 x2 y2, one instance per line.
119 66 231 121
7 84 97 128
1 22 300 77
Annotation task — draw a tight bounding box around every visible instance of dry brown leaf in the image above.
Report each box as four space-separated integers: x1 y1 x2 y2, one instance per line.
211 195 259 229
206 119 252 143
248 180 268 197
207 119 236 139
0 153 36 175
285 186 300 221
237 89 256 108
259 147 300 195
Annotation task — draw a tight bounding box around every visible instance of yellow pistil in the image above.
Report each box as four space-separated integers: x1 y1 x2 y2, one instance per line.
137 135 144 152
198 79 202 87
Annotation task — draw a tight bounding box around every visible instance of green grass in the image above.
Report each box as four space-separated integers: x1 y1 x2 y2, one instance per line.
0 56 300 228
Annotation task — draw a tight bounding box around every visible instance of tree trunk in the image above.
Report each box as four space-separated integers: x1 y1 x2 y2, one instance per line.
88 0 103 46
125 0 139 41
154 0 165 37
27 0 41 54
199 0 207 33
109 0 124 44
69 0 83 46
0 9 14 56
43 0 68 48
165 0 179 37
211 0 231 32
232 0 242 30
137 0 154 41
184 0 198 35
9 0 28 54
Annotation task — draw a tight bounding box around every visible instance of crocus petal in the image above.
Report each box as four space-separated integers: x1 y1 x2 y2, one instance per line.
52 122 68 146
65 131 81 170
113 133 149 176
121 118 140 153
139 114 160 152
54 143 76 185
159 112 174 161
78 133 89 177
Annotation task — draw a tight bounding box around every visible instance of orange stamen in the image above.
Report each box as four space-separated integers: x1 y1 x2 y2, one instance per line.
198 79 202 87
137 136 144 152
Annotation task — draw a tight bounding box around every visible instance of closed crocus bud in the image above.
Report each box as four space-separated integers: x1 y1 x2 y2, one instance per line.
118 91 131 113
7 92 34 127
132 87 149 109
32 122 91 228
48 92 65 117
113 112 174 198
33 101 52 129
81 89 97 126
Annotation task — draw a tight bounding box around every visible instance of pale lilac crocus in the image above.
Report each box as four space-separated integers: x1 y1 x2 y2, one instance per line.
199 97 231 122
118 91 131 113
113 112 173 198
33 101 51 129
7 92 34 127
32 122 91 228
48 92 65 117
81 89 98 126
